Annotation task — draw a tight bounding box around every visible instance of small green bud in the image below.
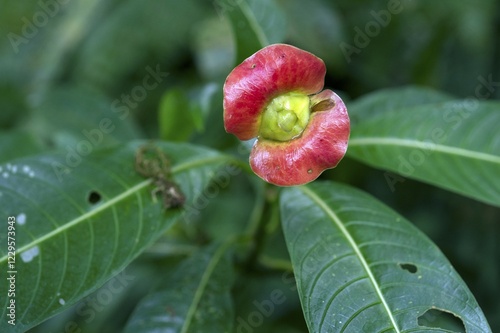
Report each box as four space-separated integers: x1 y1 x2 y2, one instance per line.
259 92 310 141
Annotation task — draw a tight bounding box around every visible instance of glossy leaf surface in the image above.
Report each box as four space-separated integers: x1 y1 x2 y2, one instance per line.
348 99 500 207
281 181 491 332
0 141 233 332
347 86 455 125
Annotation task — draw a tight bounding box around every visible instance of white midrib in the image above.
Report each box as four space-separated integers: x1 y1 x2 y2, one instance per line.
0 180 152 264
300 186 401 333
0 155 232 264
349 137 500 164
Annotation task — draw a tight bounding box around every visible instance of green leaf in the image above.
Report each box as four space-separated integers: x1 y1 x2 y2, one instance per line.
28 86 143 149
233 272 304 332
0 130 44 163
347 85 455 126
158 89 199 142
276 0 346 72
123 242 235 333
281 181 491 333
348 100 500 207
224 0 287 64
0 141 234 332
72 0 206 93
191 17 235 80
0 82 30 130
191 87 238 151
197 172 257 242
27 0 101 101
30 259 162 333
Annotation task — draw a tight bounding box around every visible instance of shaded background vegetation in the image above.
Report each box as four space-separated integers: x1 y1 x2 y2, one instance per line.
0 0 499 331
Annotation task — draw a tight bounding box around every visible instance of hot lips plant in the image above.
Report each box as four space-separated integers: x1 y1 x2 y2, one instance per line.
223 44 350 186
219 43 492 332
1 1 497 331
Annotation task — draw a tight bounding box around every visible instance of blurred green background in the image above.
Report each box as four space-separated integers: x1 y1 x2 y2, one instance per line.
0 0 499 331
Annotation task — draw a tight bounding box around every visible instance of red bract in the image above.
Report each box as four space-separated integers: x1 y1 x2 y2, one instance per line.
223 44 326 141
223 44 350 186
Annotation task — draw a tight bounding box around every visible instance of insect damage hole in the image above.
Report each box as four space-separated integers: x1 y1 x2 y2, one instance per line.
399 262 418 274
87 191 102 204
418 308 465 333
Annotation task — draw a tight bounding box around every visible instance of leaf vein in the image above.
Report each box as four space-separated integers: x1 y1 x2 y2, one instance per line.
300 185 401 333
348 137 500 164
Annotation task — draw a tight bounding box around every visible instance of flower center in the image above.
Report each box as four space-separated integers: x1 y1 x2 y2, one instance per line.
259 92 310 142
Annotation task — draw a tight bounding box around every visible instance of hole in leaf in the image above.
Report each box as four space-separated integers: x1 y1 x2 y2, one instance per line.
87 191 101 204
399 263 418 273
418 308 465 333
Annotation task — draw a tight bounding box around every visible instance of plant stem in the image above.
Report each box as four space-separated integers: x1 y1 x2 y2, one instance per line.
243 183 280 270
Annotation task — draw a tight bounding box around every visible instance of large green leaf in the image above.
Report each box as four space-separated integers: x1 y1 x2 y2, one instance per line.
281 181 491 332
123 242 234 333
0 141 234 332
224 0 287 64
348 100 500 207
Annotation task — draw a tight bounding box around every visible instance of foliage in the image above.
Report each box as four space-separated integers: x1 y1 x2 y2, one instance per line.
0 0 499 332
